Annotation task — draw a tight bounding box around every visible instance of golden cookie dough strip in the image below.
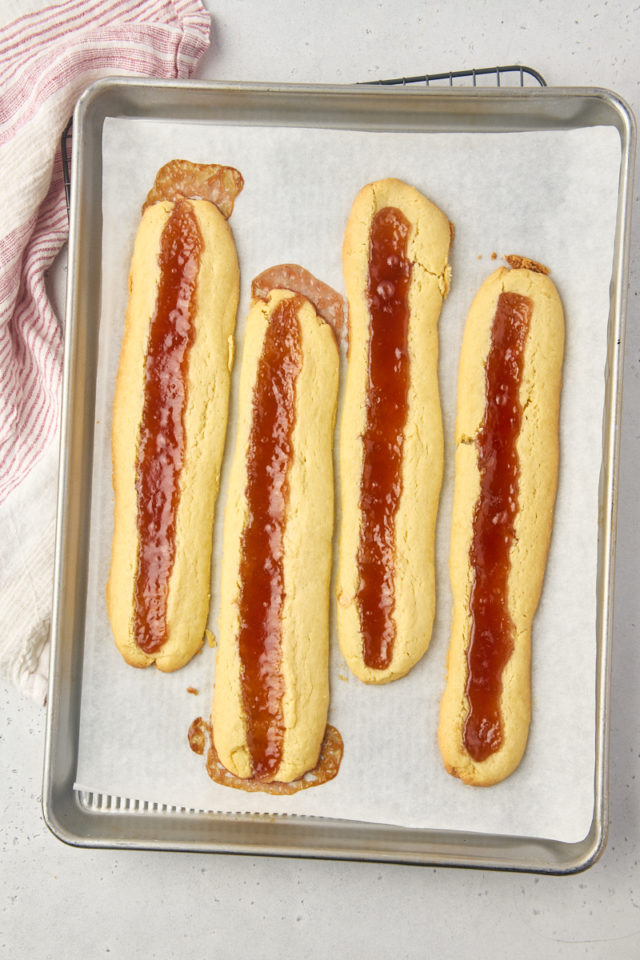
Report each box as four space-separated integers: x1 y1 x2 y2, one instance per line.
107 175 240 672
337 178 452 684
438 259 564 786
212 287 339 783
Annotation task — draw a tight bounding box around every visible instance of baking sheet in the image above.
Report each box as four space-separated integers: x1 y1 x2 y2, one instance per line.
74 115 620 844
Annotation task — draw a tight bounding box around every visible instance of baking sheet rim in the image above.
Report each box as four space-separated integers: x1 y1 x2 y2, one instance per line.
43 78 636 873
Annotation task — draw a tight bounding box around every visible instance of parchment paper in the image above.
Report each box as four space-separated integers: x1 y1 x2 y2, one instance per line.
75 114 621 843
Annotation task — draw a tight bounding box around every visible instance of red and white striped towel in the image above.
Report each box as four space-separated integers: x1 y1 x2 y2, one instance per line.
0 0 210 502
0 0 210 702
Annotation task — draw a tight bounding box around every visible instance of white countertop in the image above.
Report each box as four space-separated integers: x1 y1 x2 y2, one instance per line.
2 1 640 956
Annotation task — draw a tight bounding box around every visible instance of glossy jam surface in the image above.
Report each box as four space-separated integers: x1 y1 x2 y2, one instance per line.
463 291 533 762
356 207 412 670
134 200 202 654
237 295 303 780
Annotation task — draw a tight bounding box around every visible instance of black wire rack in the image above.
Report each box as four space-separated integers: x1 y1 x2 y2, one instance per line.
60 65 546 215
367 64 546 88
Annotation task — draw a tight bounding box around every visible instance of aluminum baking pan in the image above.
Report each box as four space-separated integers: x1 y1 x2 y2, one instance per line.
43 78 636 873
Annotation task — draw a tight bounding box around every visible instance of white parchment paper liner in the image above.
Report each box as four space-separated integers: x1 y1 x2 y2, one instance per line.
74 116 621 844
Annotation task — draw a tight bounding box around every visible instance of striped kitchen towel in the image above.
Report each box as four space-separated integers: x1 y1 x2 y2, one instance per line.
0 0 210 702
0 0 210 503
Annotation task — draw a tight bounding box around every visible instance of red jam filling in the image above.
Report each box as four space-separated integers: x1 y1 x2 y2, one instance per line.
356 207 412 670
134 200 202 654
463 290 532 762
237 295 303 780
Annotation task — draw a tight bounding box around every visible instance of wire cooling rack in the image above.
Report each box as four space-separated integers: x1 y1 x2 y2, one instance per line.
367 64 547 87
60 64 547 214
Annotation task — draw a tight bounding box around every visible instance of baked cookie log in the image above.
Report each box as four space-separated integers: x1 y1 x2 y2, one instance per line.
438 261 564 786
107 197 239 671
337 178 452 684
212 289 339 783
